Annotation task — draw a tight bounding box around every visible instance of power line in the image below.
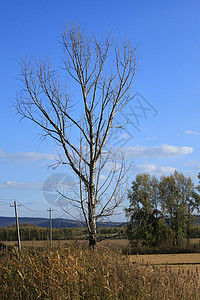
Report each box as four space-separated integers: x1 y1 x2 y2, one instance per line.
0 198 15 204
0 198 16 199
0 198 64 218
19 203 47 214
17 208 35 216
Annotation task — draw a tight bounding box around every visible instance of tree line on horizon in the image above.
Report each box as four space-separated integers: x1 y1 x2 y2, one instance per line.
0 226 126 242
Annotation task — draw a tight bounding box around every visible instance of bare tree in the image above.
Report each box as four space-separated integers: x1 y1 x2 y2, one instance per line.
15 24 138 248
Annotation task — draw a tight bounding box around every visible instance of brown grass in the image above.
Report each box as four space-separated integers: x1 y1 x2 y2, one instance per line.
0 244 200 299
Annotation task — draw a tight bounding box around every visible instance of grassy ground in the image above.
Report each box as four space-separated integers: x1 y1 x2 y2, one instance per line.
2 238 129 246
3 238 199 247
1 239 130 249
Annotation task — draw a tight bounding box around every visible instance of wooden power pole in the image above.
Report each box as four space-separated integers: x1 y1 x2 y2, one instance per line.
48 208 53 250
10 200 21 253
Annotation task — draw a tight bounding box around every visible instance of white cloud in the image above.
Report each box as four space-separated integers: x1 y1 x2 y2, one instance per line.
184 160 200 170
118 133 130 140
135 163 157 173
0 148 56 162
144 137 158 141
125 144 193 159
159 166 176 173
185 130 200 135
135 163 176 175
0 180 42 190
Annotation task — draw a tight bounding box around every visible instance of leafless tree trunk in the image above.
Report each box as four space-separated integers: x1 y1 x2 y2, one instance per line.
15 24 138 248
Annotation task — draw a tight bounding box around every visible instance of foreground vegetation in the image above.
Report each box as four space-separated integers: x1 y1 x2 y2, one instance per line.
0 244 199 299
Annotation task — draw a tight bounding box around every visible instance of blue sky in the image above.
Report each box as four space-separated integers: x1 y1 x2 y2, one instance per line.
1 0 200 220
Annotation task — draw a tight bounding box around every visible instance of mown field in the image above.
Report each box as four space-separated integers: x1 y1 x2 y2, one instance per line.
130 253 200 272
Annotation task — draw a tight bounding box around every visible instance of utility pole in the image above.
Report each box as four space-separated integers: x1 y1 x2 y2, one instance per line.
47 208 53 250
10 200 21 253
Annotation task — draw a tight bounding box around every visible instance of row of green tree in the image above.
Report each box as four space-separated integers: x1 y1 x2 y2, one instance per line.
0 226 126 242
126 171 200 247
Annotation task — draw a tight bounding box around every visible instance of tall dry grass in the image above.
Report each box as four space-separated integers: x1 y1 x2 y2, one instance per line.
0 244 199 299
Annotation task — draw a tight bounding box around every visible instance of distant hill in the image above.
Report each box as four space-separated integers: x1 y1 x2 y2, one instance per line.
0 216 124 228
0 215 199 229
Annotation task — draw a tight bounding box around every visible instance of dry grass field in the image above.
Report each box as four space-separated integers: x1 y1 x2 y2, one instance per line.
2 239 200 272
1 243 199 299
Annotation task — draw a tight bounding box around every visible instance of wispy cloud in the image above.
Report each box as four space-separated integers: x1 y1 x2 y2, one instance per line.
185 130 200 135
125 144 193 159
0 148 56 162
0 181 42 190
